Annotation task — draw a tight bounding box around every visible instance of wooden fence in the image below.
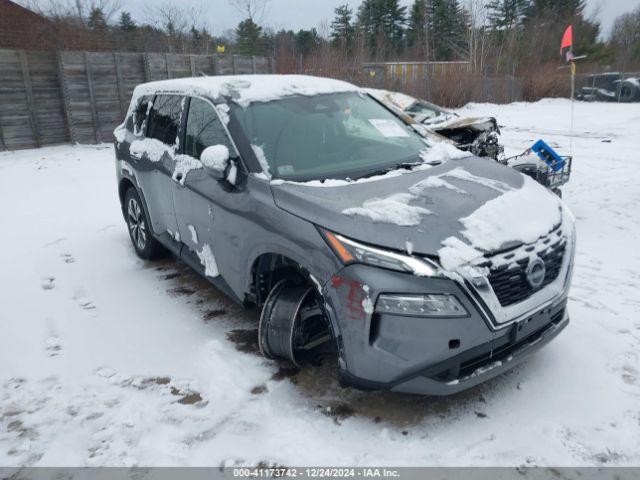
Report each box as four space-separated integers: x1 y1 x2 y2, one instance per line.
0 49 274 150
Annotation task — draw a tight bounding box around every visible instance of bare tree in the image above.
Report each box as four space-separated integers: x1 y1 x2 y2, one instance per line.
21 0 122 24
462 0 493 74
228 0 270 22
610 6 640 73
144 1 208 53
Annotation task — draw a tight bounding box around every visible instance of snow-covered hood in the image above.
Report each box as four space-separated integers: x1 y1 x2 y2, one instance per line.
271 156 562 265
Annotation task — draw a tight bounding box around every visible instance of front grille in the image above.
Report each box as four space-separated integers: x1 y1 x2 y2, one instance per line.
485 229 566 307
456 307 565 379
427 302 567 383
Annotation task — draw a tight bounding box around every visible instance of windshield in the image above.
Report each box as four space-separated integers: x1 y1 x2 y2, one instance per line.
231 92 430 181
406 101 442 119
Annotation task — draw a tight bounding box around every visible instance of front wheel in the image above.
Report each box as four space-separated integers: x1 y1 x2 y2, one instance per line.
124 188 167 260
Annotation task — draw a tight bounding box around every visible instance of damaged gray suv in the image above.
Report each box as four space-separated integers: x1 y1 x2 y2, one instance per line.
114 75 575 395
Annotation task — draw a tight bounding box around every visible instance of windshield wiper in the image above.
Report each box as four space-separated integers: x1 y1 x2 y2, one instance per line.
355 160 425 180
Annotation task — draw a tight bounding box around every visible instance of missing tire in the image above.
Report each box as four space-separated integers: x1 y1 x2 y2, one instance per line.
258 280 332 367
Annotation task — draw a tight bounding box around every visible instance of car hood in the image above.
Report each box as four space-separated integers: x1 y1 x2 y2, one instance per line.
426 116 498 133
270 156 554 258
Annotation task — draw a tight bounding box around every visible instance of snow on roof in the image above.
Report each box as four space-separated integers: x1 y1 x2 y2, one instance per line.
130 75 361 108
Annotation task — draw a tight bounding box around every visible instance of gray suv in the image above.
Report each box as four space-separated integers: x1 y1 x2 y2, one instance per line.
114 75 575 395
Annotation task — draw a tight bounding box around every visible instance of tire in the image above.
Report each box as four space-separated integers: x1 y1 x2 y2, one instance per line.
123 187 166 260
618 81 639 103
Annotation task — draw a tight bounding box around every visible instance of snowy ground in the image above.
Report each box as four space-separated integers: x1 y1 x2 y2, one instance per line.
1 99 639 467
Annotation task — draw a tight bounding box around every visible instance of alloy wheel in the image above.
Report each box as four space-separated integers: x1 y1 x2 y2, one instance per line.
127 197 147 250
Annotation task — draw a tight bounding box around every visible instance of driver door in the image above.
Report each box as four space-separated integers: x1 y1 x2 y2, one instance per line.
171 97 245 289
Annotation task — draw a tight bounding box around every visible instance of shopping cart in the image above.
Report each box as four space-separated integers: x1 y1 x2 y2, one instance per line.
500 139 572 196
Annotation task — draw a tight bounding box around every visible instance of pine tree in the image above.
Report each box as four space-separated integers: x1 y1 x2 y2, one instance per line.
357 0 406 57
525 0 585 22
118 11 136 32
235 18 263 55
427 0 467 60
87 8 107 32
407 0 428 55
330 4 355 47
486 0 530 31
296 29 320 56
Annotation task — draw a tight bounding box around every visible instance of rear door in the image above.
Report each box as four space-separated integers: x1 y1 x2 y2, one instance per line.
134 94 184 244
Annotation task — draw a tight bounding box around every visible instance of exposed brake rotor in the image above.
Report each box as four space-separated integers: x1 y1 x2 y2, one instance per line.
258 280 331 367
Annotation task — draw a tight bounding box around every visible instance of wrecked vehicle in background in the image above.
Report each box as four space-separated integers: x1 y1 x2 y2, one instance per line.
114 75 575 396
367 88 503 160
576 73 640 102
368 88 571 196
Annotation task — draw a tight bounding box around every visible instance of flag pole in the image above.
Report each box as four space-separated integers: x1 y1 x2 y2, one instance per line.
569 59 575 156
560 25 576 156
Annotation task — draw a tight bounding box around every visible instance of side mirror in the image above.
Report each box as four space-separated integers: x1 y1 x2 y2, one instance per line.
201 145 230 180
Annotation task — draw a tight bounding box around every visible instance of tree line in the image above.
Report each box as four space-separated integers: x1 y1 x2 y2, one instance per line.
23 0 640 77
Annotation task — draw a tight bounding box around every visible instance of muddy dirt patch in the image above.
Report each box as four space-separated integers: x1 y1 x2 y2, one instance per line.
227 329 260 355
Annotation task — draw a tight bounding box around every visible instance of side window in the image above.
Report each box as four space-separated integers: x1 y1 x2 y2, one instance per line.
147 95 184 146
185 98 234 159
132 95 153 136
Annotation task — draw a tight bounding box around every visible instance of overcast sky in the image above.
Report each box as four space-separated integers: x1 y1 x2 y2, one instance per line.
24 0 640 39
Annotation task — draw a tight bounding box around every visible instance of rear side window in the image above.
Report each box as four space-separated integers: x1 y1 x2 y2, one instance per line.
132 95 153 136
147 95 184 146
185 98 234 158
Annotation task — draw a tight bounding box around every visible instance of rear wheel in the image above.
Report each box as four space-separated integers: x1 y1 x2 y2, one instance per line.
124 188 166 260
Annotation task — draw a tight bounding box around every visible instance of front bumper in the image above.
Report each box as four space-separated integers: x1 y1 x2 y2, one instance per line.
323 263 570 396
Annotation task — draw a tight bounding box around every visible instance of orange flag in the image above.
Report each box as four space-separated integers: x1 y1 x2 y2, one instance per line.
560 25 573 59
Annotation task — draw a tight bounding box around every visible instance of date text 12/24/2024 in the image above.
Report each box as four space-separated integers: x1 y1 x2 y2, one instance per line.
232 468 401 478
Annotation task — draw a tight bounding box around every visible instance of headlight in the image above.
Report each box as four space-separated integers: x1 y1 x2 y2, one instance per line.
320 229 437 276
375 293 468 317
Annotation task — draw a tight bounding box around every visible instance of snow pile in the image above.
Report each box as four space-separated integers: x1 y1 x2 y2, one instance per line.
130 138 173 162
438 172 562 270
419 139 469 164
173 154 203 185
200 145 229 173
197 244 219 277
458 175 561 252
438 236 484 271
342 193 431 226
216 103 231 125
113 126 128 144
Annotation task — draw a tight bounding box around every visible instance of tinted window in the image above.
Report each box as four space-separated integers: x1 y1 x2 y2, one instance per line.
147 95 184 145
132 95 153 136
185 98 233 158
